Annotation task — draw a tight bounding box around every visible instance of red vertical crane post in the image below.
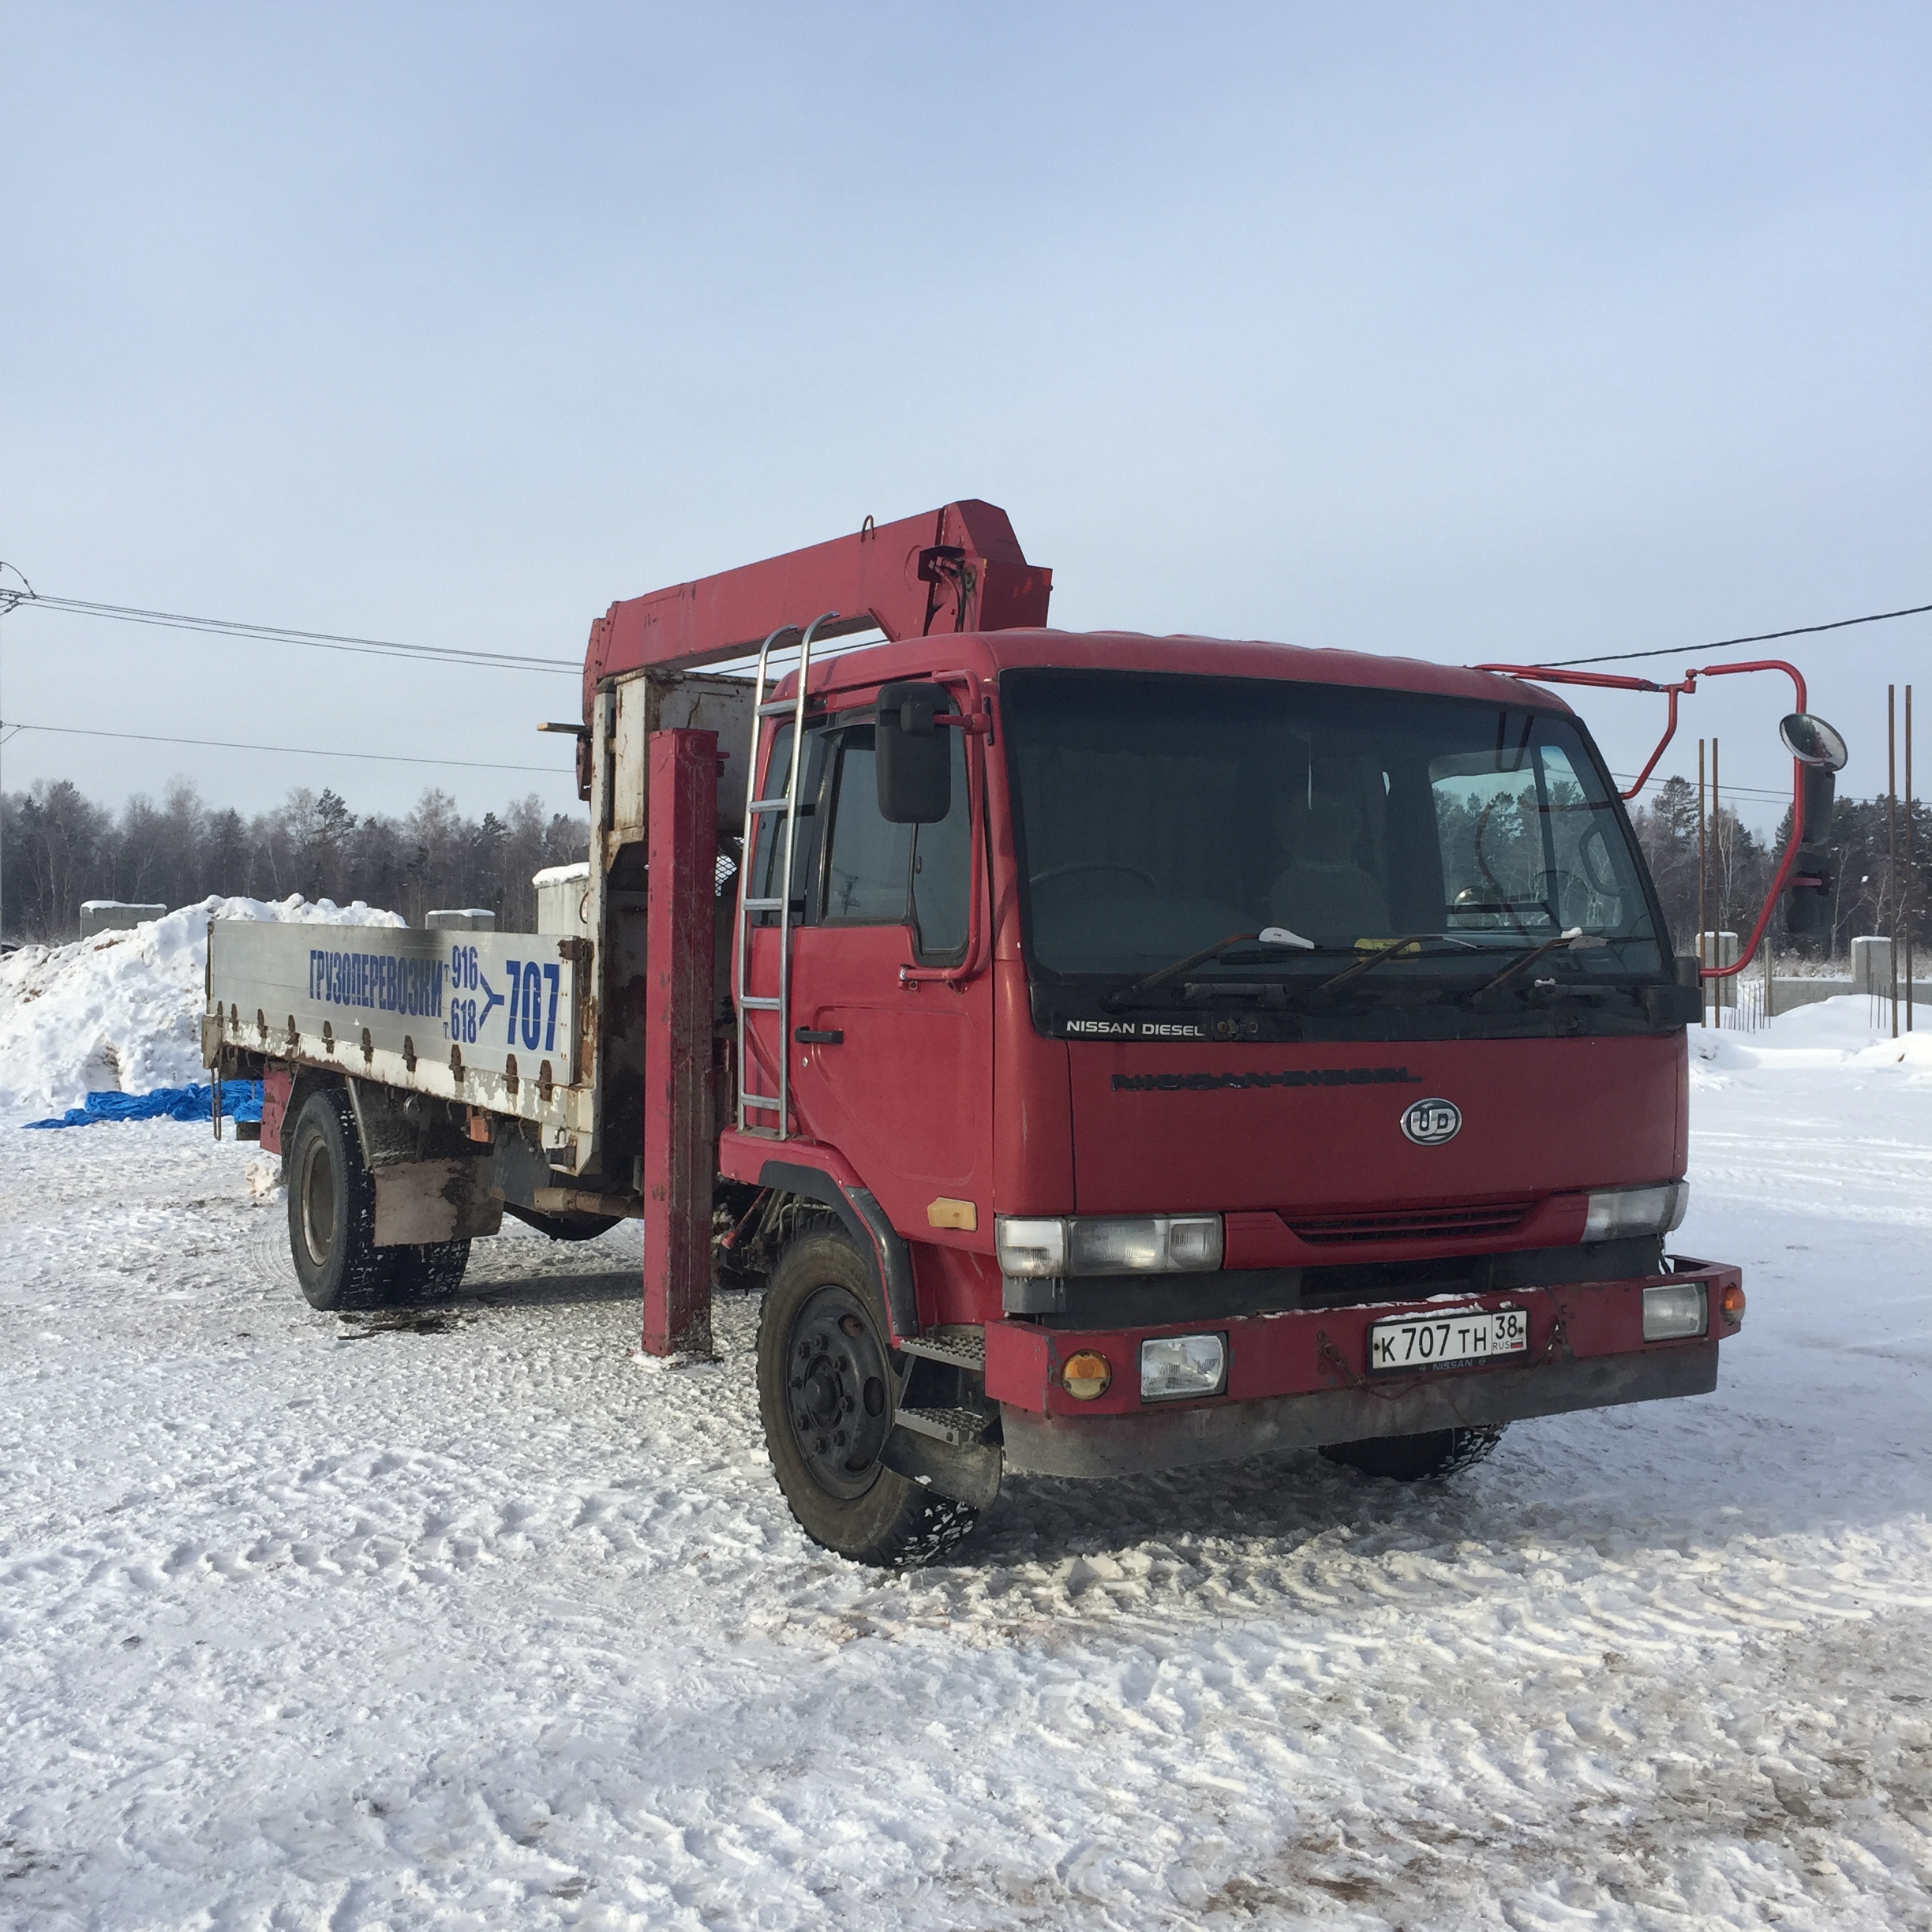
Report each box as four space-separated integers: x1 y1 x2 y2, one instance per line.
599 504 1052 1357
642 728 719 1357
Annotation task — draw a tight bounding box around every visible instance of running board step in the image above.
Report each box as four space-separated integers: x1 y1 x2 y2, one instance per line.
893 1403 996 1447
897 1325 986 1372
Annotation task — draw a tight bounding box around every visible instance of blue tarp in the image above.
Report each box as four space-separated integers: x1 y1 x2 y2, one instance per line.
24 1080 264 1130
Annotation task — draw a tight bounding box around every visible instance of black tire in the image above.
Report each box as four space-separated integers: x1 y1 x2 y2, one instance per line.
756 1223 979 1568
286 1089 390 1312
381 1238 472 1302
1319 1424 1509 1481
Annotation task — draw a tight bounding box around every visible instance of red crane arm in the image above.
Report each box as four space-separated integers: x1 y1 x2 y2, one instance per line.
581 500 1052 710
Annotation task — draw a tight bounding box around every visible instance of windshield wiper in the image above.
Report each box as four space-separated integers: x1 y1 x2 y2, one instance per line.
1301 934 1479 1002
1464 930 1607 1005
1104 928 1328 1009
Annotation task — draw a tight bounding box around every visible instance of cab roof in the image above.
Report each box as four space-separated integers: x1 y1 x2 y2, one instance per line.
777 627 1574 715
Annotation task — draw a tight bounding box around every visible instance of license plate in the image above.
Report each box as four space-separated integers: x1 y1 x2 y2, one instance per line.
1367 1305 1528 1374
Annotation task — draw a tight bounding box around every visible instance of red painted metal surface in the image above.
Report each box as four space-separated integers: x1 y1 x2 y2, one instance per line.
583 502 1052 706
1067 1033 1686 1221
710 623 1689 1274
788 923 996 1250
775 629 1574 723
642 728 718 1357
1478 657 1814 976
597 513 1739 1451
259 1065 293 1155
983 1260 1740 1416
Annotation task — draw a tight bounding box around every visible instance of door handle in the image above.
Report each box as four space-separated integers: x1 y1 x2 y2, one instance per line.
794 1028 844 1045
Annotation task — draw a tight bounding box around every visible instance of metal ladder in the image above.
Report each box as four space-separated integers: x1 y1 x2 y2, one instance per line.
733 612 837 1136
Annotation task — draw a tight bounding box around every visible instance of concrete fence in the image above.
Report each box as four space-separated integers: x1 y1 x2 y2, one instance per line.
1765 936 1927 1017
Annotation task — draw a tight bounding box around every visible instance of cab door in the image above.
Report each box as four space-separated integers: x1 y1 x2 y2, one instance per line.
787 720 992 1243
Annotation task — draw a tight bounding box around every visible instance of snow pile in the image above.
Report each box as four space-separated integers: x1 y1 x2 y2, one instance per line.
1690 992 1932 1084
0 895 404 1111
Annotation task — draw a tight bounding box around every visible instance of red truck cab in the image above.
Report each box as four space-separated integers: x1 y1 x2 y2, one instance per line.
710 620 1740 1563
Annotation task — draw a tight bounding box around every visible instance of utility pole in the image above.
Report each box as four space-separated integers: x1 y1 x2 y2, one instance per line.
1908 685 1916 1032
1889 686 1899 1039
1697 738 1708 1029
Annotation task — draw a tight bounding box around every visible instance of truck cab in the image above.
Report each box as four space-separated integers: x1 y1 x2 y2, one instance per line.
714 624 1740 1563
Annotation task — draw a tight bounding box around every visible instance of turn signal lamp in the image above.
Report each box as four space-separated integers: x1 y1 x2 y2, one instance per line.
1720 1283 1747 1330
1061 1351 1113 1400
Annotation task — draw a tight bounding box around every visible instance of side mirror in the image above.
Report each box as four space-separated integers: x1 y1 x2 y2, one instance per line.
876 681 952 824
1779 713 1848 771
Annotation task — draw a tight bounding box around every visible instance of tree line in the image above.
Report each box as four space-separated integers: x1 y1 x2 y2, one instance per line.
1629 774 1930 958
2 769 1924 957
1 779 588 943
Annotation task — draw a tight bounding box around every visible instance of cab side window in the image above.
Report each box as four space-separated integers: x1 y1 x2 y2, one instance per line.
822 728 914 923
820 722 971 960
746 721 827 927
911 728 970 959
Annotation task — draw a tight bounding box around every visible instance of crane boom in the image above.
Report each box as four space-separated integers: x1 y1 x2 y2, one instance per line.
581 500 1052 706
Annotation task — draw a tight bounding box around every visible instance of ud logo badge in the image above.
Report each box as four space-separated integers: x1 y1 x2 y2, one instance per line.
1400 1097 1462 1146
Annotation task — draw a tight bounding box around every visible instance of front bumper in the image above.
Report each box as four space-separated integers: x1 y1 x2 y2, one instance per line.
990 1256 1739 1480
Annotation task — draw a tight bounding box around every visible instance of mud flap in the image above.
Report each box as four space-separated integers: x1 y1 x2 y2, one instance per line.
880 1426 1003 1512
371 1159 505 1246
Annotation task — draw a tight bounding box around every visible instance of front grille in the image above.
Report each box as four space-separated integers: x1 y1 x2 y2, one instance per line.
1287 1202 1532 1246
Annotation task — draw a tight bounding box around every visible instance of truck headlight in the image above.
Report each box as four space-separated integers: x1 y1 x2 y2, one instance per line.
1140 1334 1227 1400
1582 1181 1689 1243
1642 1282 1708 1341
996 1215 1224 1278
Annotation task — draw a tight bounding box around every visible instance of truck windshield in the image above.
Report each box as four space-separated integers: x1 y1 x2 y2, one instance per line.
1000 668 1664 986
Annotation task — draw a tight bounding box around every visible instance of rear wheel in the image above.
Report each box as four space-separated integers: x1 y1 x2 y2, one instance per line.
756 1223 979 1567
1319 1425 1508 1481
381 1238 471 1301
286 1090 388 1312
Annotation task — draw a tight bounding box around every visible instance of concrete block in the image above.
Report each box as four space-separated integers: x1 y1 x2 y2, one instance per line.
1852 935 1893 994
1697 931 1739 1008
534 862 591 937
79 902 167 938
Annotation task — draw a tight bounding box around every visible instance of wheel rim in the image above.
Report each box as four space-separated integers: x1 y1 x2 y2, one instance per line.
298 1133 336 1268
784 1284 893 1500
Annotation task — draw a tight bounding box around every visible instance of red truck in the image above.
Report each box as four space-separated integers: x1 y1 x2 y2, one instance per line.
208 501 1846 1567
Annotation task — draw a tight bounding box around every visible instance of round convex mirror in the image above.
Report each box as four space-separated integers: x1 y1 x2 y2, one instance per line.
1779 713 1848 771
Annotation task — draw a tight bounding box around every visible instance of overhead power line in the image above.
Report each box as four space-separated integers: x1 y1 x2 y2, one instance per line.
0 576 579 674
1542 601 1932 669
1616 769 1790 804
0 718 570 776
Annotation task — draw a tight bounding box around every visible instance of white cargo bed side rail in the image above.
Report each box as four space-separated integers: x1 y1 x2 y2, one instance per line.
206 919 582 1144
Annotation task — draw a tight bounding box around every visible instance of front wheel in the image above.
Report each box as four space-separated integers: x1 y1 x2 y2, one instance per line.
1318 1425 1508 1481
755 1223 979 1567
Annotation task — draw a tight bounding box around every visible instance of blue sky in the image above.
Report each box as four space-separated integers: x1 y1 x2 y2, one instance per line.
2 2 1926 829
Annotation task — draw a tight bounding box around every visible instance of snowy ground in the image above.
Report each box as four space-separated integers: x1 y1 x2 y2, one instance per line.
2 1002 1929 1930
